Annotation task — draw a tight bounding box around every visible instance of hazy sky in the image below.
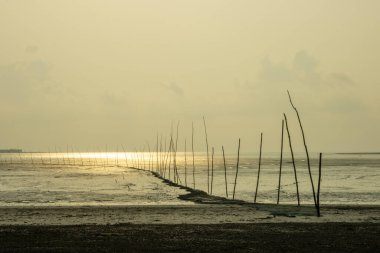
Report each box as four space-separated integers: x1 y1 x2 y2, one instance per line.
1 0 379 153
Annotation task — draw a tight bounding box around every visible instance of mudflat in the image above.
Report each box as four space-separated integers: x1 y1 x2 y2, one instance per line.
0 204 379 252
0 222 378 252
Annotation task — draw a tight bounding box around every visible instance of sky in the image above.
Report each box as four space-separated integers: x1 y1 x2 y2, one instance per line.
0 0 379 153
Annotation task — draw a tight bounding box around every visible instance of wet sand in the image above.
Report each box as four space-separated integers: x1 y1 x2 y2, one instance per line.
0 204 379 252
1 170 379 252
0 222 378 252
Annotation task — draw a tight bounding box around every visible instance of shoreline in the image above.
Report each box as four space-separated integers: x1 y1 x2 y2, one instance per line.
0 203 378 225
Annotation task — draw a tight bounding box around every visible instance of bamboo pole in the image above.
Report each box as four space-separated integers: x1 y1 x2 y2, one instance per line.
142 146 146 170
184 139 187 187
121 144 128 167
71 147 76 166
116 145 119 167
222 146 228 198
277 120 284 204
162 138 166 177
192 122 195 189
160 135 163 175
147 142 153 171
254 133 263 204
40 152 43 165
105 145 108 167
174 121 180 184
54 147 59 165
147 143 151 171
317 152 322 217
66 145 70 165
287 90 317 208
87 149 91 166
79 149 84 166
284 113 300 206
18 148 23 165
156 134 159 173
211 147 214 195
203 117 210 194
168 137 172 180
166 137 172 178
232 138 241 200
48 149 52 168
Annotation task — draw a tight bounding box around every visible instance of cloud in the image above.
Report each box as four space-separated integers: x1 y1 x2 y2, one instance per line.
293 50 318 73
324 96 365 113
292 50 321 85
258 58 293 84
101 90 127 106
162 82 184 97
0 60 52 101
256 50 353 89
25 45 39 54
329 72 355 86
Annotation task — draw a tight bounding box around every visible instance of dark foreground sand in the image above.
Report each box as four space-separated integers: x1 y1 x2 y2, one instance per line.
0 204 379 252
0 222 378 252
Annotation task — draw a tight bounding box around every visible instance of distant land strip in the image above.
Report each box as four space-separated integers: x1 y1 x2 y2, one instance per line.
0 149 22 153
336 152 380 155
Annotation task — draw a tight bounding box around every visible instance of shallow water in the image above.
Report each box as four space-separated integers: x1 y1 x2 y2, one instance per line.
0 152 379 206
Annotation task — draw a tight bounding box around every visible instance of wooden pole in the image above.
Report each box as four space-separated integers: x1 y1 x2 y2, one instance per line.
184 139 187 187
277 120 284 204
211 147 214 195
317 152 322 217
147 143 151 171
284 113 300 206
287 90 317 208
232 138 241 200
105 145 108 167
203 117 210 194
222 146 228 198
192 122 196 189
116 145 119 167
160 135 163 175
156 134 159 173
121 144 128 167
174 121 180 184
254 133 263 204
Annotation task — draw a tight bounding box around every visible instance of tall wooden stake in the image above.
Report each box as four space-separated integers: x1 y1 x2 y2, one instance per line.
277 120 284 204
184 139 187 187
232 138 241 200
203 116 210 194
284 113 300 206
211 147 214 195
222 146 228 198
192 122 195 189
287 90 317 208
254 133 263 203
317 152 322 217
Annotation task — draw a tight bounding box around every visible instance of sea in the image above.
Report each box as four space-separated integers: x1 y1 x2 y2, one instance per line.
0 152 379 206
